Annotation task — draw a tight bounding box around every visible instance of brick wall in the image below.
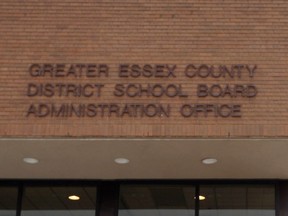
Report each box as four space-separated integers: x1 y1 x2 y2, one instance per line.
0 0 288 137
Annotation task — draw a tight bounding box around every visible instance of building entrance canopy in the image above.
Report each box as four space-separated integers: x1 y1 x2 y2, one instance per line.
0 138 287 179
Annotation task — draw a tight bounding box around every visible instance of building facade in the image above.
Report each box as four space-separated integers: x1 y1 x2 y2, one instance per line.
1 0 288 215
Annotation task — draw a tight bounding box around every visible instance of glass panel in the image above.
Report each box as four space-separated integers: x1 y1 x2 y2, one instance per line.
21 186 96 216
199 184 275 216
0 186 18 216
119 185 195 216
